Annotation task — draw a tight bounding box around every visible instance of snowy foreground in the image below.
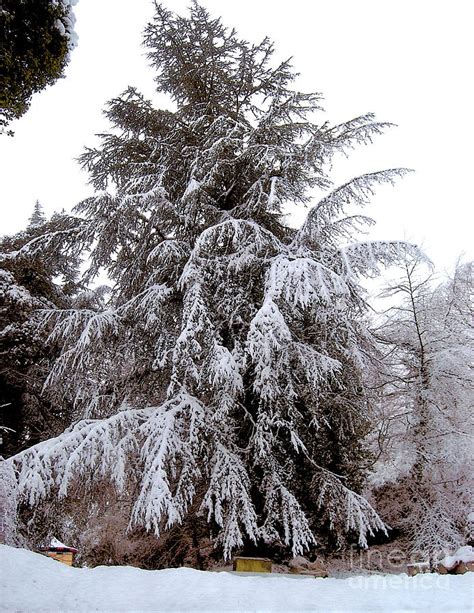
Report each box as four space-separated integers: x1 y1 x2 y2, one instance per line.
1 546 473 613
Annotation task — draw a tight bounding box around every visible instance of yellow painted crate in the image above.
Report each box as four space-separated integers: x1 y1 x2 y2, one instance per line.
233 557 272 573
46 550 75 566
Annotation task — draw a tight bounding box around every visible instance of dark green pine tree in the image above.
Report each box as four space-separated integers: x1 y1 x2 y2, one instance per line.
9 3 422 563
0 0 77 134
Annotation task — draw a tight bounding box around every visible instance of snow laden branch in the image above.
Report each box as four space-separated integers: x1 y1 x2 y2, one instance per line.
338 241 430 278
316 473 388 549
11 409 147 507
11 393 208 532
40 283 172 392
304 114 396 169
261 469 317 557
201 445 259 560
296 169 412 248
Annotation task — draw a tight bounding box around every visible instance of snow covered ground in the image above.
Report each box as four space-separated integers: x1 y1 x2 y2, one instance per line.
1 545 473 612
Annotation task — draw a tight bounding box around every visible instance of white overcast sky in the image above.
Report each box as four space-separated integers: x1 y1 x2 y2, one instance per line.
1 0 473 274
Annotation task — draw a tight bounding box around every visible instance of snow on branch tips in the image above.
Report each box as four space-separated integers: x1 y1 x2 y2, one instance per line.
339 241 429 278
296 169 412 249
316 473 388 549
201 445 259 560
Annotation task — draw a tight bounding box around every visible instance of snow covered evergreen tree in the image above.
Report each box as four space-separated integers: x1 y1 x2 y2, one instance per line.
9 3 423 561
371 259 474 560
27 201 47 230
0 211 81 456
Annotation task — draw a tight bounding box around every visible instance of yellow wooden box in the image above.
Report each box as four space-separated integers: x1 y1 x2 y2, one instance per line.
233 557 272 573
45 550 75 566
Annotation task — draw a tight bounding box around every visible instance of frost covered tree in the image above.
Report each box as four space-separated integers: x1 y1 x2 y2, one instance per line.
0 211 82 456
0 457 21 545
371 259 474 560
27 201 47 230
9 3 422 562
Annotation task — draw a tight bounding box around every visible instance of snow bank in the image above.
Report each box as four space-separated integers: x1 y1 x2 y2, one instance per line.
1 545 473 612
440 545 474 571
49 537 70 549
